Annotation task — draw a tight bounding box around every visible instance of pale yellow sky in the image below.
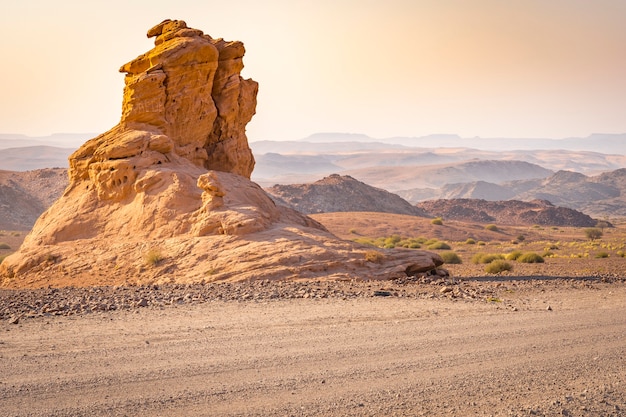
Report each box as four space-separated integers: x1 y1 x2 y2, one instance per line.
1 0 625 141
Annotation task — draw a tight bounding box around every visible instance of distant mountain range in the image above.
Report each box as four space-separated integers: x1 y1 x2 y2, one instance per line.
397 169 626 218
1 132 624 223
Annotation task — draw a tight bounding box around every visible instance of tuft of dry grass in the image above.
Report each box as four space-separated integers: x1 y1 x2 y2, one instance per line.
364 250 385 264
144 249 165 266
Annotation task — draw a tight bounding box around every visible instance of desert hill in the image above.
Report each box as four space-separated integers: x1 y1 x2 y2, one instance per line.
265 174 429 216
0 169 67 230
416 198 600 227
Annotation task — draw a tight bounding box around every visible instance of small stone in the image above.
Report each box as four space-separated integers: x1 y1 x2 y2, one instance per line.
440 286 453 294
546 305 553 311
9 315 20 325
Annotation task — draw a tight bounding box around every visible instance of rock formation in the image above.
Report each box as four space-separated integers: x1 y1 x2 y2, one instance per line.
0 20 442 288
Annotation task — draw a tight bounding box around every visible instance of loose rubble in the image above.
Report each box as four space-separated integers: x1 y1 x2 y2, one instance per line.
3 274 623 322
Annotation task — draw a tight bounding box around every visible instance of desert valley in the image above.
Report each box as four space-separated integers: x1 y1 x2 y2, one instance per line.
1 19 625 417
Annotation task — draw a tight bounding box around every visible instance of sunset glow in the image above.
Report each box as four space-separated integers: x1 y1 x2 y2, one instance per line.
1 0 625 141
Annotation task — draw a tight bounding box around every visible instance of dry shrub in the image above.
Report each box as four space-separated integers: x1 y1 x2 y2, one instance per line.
364 250 385 264
506 250 524 261
471 253 504 264
518 253 545 263
484 224 499 232
485 260 513 274
144 249 165 266
441 251 462 264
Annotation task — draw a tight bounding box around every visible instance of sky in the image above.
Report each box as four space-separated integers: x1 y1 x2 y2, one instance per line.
1 0 626 141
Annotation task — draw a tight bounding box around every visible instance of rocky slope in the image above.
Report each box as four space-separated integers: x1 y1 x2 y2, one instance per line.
0 169 67 230
1 20 443 288
265 174 429 216
416 198 601 227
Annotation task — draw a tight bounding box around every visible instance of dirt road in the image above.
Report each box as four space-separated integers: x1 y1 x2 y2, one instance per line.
1 284 625 416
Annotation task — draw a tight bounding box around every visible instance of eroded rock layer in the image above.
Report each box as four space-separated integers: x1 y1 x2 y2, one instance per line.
0 20 442 287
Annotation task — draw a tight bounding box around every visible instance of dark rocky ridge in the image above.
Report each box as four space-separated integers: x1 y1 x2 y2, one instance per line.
266 174 429 217
417 198 601 227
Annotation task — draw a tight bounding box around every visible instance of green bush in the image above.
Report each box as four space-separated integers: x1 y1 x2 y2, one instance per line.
505 250 524 261
517 252 545 263
465 238 476 245
0 243 10 250
595 251 609 259
428 241 451 250
441 251 462 264
471 253 505 264
484 224 499 232
485 260 513 274
431 217 443 225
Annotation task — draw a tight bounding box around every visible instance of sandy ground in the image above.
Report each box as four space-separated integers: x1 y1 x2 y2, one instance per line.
1 282 625 417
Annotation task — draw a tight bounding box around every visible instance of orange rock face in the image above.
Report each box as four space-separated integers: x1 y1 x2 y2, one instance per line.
0 20 443 287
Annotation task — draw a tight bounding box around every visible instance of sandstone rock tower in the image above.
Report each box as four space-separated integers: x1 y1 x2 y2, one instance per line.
1 20 442 287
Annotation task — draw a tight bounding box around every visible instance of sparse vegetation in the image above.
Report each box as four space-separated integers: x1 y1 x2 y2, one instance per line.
441 251 462 264
471 253 505 264
617 251 625 258
517 252 545 263
465 238 476 244
485 224 499 232
485 260 513 274
431 217 443 225
354 235 425 249
427 241 451 250
0 255 6 264
364 250 384 264
505 250 524 261
595 251 609 259
584 228 603 241
0 243 11 250
348 228 358 234
144 249 165 266
516 234 526 242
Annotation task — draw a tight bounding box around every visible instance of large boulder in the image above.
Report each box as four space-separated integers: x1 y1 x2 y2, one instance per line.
0 20 442 288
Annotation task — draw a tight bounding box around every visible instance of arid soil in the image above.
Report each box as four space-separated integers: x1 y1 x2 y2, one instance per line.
1 281 625 417
2 215 626 416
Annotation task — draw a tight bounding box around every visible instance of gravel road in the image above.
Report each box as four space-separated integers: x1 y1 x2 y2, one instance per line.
1 282 625 416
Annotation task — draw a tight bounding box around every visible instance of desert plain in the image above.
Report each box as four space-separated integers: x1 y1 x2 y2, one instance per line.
1 214 625 417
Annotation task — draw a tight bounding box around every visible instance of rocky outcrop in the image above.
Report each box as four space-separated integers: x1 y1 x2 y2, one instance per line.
266 174 430 216
1 20 443 288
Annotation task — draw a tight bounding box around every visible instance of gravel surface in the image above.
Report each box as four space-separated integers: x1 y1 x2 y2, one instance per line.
1 282 625 416
3 274 623 323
